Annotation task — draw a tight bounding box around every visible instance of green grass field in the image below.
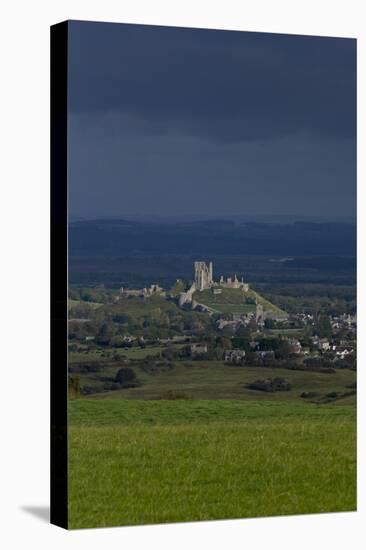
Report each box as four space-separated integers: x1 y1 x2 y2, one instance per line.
68 398 356 529
101 295 179 320
193 287 286 316
73 358 356 403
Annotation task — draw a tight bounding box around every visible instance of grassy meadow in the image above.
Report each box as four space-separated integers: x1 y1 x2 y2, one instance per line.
68 398 356 529
70 349 356 403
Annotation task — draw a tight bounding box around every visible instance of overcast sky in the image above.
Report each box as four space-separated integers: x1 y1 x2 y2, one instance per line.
68 21 356 220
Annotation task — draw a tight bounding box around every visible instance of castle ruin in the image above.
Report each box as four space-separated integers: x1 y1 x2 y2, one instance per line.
194 261 249 292
120 283 165 299
194 261 213 290
179 260 249 307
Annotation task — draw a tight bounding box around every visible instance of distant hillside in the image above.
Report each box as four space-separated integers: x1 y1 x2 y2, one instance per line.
69 219 356 257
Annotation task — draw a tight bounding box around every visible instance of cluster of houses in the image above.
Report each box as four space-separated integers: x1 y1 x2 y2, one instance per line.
224 349 246 363
216 306 266 331
217 311 357 334
188 332 355 365
80 322 355 364
294 312 356 336
331 313 357 332
74 294 355 367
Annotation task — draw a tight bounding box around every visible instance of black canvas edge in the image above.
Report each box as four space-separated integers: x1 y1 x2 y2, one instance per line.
50 20 69 529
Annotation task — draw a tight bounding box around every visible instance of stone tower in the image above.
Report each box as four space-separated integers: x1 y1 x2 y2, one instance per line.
194 261 213 291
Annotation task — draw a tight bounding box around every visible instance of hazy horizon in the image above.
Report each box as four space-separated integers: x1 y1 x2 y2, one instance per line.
69 213 356 224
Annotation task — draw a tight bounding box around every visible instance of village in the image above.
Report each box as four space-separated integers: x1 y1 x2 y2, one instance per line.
93 310 356 368
69 261 356 384
104 261 356 371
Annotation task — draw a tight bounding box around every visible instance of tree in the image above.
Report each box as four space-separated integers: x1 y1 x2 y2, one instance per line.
115 367 137 386
315 315 332 340
236 326 251 339
259 337 279 351
245 351 261 366
109 335 127 348
216 337 232 350
95 322 116 345
162 346 175 360
213 346 224 360
275 340 292 359
248 378 291 392
68 375 80 398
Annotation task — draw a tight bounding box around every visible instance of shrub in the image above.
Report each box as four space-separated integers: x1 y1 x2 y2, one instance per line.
70 362 103 373
115 367 138 388
80 385 104 395
247 378 292 392
85 363 103 373
300 391 319 399
109 336 127 348
68 343 79 352
103 382 122 392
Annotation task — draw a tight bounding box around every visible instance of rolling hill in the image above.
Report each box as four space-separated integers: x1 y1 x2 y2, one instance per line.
192 286 287 317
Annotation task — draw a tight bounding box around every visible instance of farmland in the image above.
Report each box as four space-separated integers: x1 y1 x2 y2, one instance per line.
68 399 356 529
69 352 356 404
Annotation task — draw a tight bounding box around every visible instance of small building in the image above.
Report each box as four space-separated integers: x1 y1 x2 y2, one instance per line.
249 341 260 351
225 349 246 363
256 350 275 359
190 343 208 357
317 338 330 351
287 338 302 354
123 335 137 343
336 349 353 359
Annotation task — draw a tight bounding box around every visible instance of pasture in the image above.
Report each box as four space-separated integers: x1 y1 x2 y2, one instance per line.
68 399 356 529
71 356 356 404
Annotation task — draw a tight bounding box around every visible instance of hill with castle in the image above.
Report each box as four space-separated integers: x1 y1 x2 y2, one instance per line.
120 260 287 322
176 261 287 321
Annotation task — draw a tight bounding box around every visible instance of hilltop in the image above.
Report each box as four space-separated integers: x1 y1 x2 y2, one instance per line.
177 260 287 320
193 286 286 317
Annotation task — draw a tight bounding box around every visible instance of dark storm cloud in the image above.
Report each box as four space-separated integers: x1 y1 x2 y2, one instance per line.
68 21 356 142
67 21 356 220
